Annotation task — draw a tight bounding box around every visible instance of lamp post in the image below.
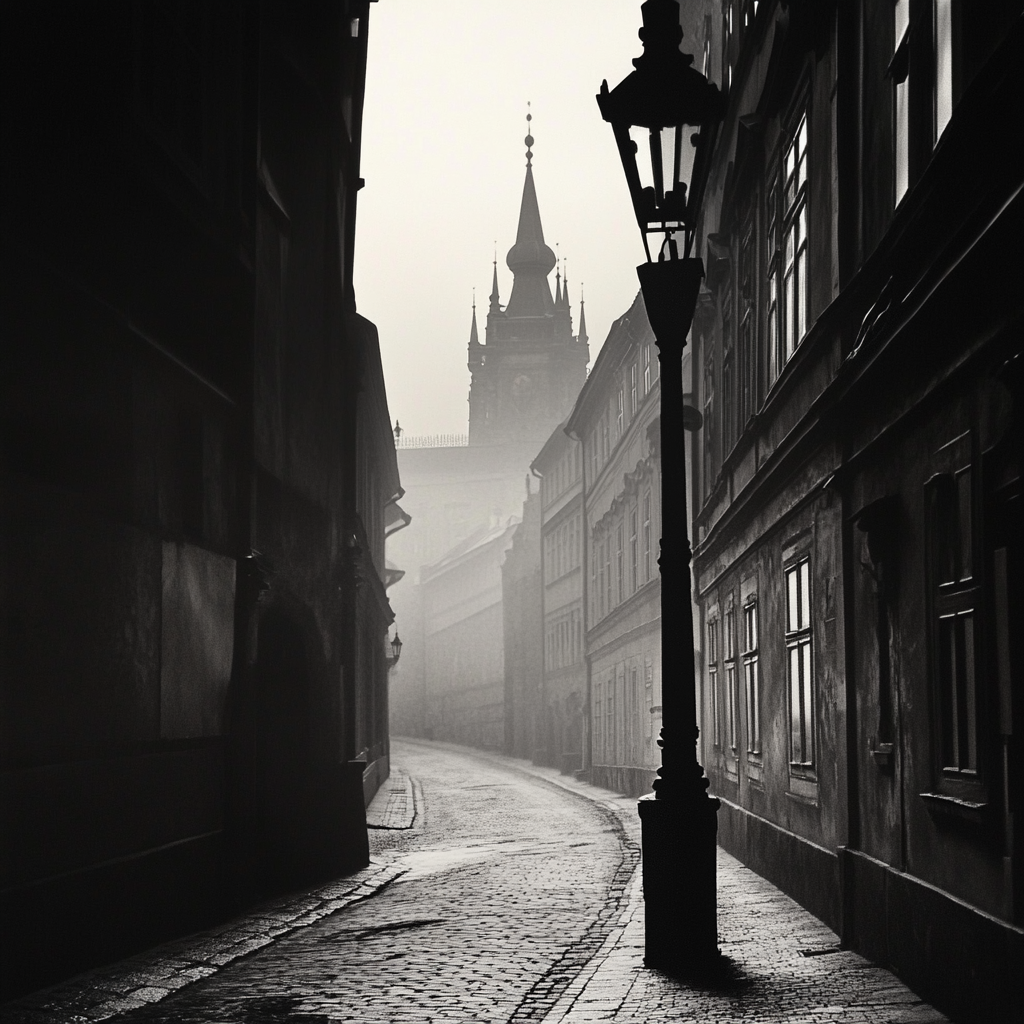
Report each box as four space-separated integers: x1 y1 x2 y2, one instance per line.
598 0 723 973
386 631 403 669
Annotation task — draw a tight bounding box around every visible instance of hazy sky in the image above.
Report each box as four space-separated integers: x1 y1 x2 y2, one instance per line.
354 1 653 438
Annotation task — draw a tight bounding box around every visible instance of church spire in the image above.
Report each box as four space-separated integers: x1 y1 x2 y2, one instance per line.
489 250 501 314
555 257 563 307
504 107 556 318
561 258 571 310
469 291 479 346
578 285 589 345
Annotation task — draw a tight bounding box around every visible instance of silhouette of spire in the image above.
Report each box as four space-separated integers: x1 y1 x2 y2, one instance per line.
578 285 589 345
470 291 479 346
489 247 502 314
505 106 556 318
561 258 571 310
555 254 563 306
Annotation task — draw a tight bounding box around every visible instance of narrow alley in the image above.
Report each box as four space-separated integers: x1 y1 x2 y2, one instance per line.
3 740 948 1024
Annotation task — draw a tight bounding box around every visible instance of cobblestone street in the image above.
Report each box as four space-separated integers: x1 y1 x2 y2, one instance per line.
2 739 949 1023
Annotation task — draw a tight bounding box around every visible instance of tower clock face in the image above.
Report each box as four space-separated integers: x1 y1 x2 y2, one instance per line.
511 374 532 410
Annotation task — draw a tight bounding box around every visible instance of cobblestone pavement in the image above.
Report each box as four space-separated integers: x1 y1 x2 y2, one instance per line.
1 739 949 1023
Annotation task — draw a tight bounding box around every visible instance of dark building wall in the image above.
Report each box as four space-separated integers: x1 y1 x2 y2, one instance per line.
690 3 1022 1020
1 0 395 1000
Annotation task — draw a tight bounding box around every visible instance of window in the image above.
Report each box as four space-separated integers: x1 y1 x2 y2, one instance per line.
724 601 738 751
738 211 757 427
602 671 610 761
616 523 625 605
604 537 612 616
630 506 638 593
766 176 781 386
643 342 652 395
722 0 733 91
630 363 638 417
617 387 624 439
702 13 712 77
743 598 761 756
703 356 716 496
926 436 984 791
642 491 652 584
934 0 954 144
892 0 911 204
786 557 814 767
708 617 721 747
781 112 809 363
721 275 735 455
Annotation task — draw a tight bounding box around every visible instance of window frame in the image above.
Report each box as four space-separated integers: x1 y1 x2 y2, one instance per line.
724 597 739 753
742 593 762 759
780 109 809 365
785 555 815 773
708 610 721 749
923 430 989 813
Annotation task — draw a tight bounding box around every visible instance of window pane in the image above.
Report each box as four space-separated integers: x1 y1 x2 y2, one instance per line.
935 0 953 143
800 560 811 628
797 117 808 183
941 615 959 768
895 79 909 204
796 242 807 343
894 0 909 40
752 660 760 749
802 640 814 763
711 668 720 745
957 468 972 579
963 612 977 770
790 645 802 760
787 567 798 631
785 270 795 359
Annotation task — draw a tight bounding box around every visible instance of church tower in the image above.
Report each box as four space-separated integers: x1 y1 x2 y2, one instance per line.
467 121 590 448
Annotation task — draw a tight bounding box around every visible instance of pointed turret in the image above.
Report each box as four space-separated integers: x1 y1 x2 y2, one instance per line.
468 294 483 371
578 288 589 345
560 260 572 311
488 255 502 314
504 114 556 318
555 264 563 307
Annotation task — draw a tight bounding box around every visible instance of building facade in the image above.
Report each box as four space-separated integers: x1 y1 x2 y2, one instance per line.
689 3 1022 1021
532 423 587 774
502 482 543 760
566 293 668 797
1 1 398 999
419 518 519 750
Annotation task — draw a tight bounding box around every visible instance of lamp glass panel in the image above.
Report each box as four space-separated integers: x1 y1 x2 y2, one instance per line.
628 125 655 193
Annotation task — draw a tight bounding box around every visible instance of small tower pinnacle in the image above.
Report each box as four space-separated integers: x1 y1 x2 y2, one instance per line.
489 248 502 314
578 284 589 345
470 290 479 346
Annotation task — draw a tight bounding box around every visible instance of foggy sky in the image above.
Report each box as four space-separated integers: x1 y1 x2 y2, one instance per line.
354 1 654 438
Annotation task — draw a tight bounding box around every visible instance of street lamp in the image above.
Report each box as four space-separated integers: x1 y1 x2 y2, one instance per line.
598 0 724 973
386 631 403 669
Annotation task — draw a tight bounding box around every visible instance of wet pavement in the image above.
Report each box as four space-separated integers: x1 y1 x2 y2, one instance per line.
1 738 949 1023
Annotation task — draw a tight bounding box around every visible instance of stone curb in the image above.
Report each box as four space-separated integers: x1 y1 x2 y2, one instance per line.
366 767 418 830
0 860 408 1024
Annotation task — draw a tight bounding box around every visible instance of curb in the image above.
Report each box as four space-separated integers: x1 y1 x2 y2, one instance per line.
0 861 408 1024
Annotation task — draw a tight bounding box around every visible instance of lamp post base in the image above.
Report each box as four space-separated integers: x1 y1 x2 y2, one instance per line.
638 791 720 974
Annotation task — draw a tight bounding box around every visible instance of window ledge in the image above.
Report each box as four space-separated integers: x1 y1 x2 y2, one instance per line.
919 791 989 825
